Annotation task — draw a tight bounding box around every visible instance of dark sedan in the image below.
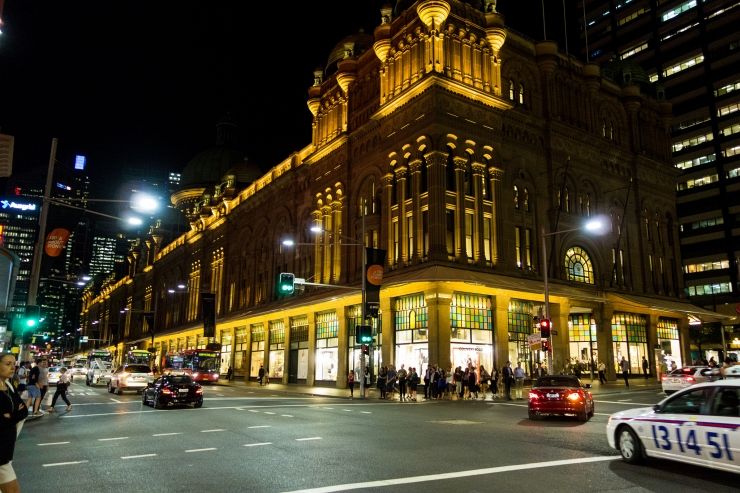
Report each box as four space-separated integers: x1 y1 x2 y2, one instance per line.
528 375 594 421
142 374 203 409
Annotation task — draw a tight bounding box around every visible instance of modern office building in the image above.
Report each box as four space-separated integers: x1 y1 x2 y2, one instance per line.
581 0 740 347
83 0 721 386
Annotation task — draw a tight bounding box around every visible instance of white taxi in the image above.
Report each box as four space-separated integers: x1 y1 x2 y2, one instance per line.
607 380 739 474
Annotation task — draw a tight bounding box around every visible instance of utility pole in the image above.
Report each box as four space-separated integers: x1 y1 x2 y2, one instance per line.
359 198 367 400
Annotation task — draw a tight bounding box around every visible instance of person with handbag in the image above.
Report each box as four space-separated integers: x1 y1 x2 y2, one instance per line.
1 352 30 493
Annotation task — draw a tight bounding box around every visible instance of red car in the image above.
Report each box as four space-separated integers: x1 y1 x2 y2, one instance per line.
528 375 594 421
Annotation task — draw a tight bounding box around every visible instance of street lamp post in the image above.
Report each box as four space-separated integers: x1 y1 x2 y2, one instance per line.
541 217 606 375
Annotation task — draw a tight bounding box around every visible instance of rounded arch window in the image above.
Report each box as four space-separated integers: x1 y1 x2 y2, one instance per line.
565 246 594 284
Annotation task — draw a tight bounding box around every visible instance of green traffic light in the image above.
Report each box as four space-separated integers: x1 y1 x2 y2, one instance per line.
25 319 37 328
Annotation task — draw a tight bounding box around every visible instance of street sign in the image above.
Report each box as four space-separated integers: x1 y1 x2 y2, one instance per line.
80 336 89 343
527 333 542 348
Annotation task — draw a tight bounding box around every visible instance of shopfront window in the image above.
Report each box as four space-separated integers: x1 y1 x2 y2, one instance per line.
268 320 285 378
290 317 309 381
450 293 493 376
249 324 265 378
395 293 429 376
219 329 232 374
315 311 339 381
569 313 597 373
508 299 537 373
612 313 647 373
233 326 247 373
657 318 682 369
347 305 381 381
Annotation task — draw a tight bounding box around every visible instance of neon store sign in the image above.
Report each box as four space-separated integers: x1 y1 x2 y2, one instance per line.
0 200 37 212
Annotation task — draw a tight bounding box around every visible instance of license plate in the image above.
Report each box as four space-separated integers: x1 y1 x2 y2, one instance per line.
178 389 189 393
546 393 559 398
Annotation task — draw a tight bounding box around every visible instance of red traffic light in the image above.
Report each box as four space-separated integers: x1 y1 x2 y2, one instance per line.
542 340 551 352
540 318 551 339
361 344 369 355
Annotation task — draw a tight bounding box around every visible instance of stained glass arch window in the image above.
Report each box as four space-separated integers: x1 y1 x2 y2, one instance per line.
565 246 595 284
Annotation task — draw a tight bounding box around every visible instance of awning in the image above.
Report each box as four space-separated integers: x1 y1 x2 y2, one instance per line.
608 293 730 323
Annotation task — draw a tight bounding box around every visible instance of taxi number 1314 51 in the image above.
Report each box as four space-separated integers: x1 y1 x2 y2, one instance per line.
651 424 734 460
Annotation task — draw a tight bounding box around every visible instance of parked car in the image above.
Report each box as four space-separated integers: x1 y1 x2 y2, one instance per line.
528 375 594 421
661 366 716 394
141 374 203 409
108 364 153 394
47 366 65 386
607 379 740 474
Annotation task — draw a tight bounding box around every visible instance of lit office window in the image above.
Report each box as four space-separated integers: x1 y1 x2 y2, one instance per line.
677 174 719 190
674 153 715 170
662 54 704 78
620 42 648 60
714 80 740 97
717 102 740 117
672 132 713 153
684 260 729 273
686 283 733 296
661 0 697 22
724 145 740 158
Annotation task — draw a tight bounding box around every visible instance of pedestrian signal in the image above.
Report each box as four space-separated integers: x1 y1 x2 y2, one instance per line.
355 324 372 344
278 272 295 295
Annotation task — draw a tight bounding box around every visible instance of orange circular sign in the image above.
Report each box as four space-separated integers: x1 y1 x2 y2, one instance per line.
366 265 384 286
45 228 71 257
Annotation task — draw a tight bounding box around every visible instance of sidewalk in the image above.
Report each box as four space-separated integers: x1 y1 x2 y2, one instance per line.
214 377 663 400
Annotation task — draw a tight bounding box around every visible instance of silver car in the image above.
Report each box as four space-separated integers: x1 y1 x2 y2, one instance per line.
108 364 153 394
660 366 716 394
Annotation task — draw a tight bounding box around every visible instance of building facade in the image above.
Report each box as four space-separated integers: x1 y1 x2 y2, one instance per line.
82 0 718 385
582 0 740 348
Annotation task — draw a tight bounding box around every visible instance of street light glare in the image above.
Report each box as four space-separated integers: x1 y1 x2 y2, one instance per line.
282 239 295 247
310 225 323 233
127 216 144 226
584 216 607 234
131 192 159 214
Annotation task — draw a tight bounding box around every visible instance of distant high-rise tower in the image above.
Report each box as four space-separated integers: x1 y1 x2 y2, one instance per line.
0 133 14 178
582 0 740 321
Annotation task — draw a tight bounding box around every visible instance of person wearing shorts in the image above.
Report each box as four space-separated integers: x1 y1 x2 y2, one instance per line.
26 361 43 416
1 352 30 493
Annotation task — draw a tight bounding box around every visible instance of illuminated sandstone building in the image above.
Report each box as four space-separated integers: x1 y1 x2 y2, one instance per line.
82 0 720 385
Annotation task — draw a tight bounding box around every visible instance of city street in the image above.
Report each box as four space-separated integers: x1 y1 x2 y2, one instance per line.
13 380 738 493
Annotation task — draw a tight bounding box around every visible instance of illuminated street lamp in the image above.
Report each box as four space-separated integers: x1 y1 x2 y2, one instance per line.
541 216 607 373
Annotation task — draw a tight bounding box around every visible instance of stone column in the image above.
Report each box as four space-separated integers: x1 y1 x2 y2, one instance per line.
380 295 393 367
409 158 423 263
647 314 660 380
337 309 348 388
596 304 616 381
307 311 316 386
472 162 486 265
426 290 452 371
331 199 343 283
311 210 322 284
396 165 408 264
381 173 394 265
453 156 467 262
282 317 291 384
678 317 691 368
488 166 504 265
494 294 511 369
322 206 332 284
549 300 570 374
424 150 449 261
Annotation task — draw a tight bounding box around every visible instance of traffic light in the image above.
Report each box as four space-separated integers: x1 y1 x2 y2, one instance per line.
540 318 551 339
278 272 295 295
24 305 41 329
355 324 372 344
542 340 551 352
361 344 369 355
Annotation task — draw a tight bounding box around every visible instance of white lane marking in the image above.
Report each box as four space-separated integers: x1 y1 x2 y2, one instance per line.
152 432 182 437
361 411 372 414
282 456 619 492
264 411 276 415
200 429 225 433
216 394 225 396
122 454 157 459
38 442 70 446
595 413 612 416
322 407 334 410
617 399 632 402
594 400 653 406
110 398 121 403
244 442 272 447
98 437 128 441
343 409 352 412
61 403 383 418
281 414 293 418
43 460 89 467
248 409 259 413
296 437 322 441
248 425 271 429
185 447 217 453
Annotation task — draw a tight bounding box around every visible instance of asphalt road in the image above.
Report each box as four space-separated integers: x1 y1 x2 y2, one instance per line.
12 381 738 493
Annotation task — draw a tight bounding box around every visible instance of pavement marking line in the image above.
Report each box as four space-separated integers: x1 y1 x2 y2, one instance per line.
281 415 294 418
200 429 225 433
248 409 259 413
152 433 182 437
281 455 620 493
618 399 632 402
244 442 272 447
185 448 217 453
361 411 372 414
322 407 334 410
43 461 89 467
110 398 121 403
594 412 612 416
594 400 653 406
264 411 276 415
37 442 70 446
248 425 271 429
343 409 352 412
296 437 322 441
98 437 129 441
121 454 157 460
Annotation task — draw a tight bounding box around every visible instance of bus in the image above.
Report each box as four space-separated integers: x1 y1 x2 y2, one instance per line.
125 349 154 366
163 348 221 383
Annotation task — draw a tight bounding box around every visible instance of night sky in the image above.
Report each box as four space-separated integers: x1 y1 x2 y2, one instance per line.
0 1 575 197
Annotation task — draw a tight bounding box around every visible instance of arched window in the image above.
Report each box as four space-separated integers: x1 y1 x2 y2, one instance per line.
509 80 515 101
518 83 524 105
563 186 570 212
523 187 529 211
513 185 520 209
565 246 595 284
585 193 591 216
602 121 606 137
609 122 614 140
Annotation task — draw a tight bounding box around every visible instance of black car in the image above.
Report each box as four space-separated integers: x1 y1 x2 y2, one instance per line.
142 374 203 409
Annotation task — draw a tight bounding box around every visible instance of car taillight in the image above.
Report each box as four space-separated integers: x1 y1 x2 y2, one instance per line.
528 390 543 400
162 388 173 395
192 372 200 379
661 375 667 381
686 376 694 383
567 391 582 401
